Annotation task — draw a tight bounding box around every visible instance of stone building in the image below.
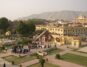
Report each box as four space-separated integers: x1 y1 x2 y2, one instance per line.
36 16 87 48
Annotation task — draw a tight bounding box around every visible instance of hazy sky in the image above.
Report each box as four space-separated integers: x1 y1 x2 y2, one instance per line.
0 0 87 20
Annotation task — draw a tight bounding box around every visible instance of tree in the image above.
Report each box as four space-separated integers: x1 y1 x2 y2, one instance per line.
1 46 6 51
16 21 29 36
16 21 35 37
0 17 9 33
39 58 45 67
55 54 61 59
27 21 35 35
17 38 29 46
11 61 15 65
26 19 46 25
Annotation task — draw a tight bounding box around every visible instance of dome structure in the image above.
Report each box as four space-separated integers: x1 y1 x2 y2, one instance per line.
77 15 86 20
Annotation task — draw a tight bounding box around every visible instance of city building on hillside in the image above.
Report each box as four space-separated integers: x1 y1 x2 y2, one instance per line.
75 15 87 24
36 15 87 48
36 23 87 38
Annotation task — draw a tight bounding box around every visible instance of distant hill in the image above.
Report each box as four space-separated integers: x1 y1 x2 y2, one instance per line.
19 10 87 21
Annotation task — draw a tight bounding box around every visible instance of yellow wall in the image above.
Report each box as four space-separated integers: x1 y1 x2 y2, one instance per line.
75 15 87 24
36 25 87 38
36 22 86 48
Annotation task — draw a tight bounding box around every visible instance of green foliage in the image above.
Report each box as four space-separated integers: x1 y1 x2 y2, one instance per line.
16 21 29 36
45 47 60 55
17 38 30 46
0 17 9 33
36 54 43 59
39 58 45 67
1 46 5 50
0 46 6 52
62 53 87 66
26 19 46 25
16 21 35 37
31 53 43 59
55 54 61 59
30 53 37 56
26 21 35 34
3 55 36 64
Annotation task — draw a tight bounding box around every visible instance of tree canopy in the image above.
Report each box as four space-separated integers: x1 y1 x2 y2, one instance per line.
27 21 35 34
26 19 47 25
16 21 35 37
0 17 10 33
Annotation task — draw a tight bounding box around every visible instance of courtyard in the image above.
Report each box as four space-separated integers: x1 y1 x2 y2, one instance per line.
28 63 59 67
3 55 36 64
78 46 87 53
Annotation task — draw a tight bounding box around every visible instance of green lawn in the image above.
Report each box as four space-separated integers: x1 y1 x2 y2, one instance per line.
61 53 87 66
45 48 62 55
28 63 59 67
3 55 36 64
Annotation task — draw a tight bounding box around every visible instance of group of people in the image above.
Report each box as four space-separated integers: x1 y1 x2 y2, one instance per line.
12 45 30 54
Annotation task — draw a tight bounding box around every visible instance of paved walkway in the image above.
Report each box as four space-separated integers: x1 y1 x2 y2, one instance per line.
57 46 73 55
0 48 43 67
0 58 10 64
21 59 38 67
20 54 84 67
0 52 11 57
57 45 87 57
46 55 84 67
0 45 87 67
0 58 18 67
69 51 87 57
0 50 20 67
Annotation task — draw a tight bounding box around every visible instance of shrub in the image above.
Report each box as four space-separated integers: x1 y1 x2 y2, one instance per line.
55 54 61 59
11 61 15 65
39 58 45 67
